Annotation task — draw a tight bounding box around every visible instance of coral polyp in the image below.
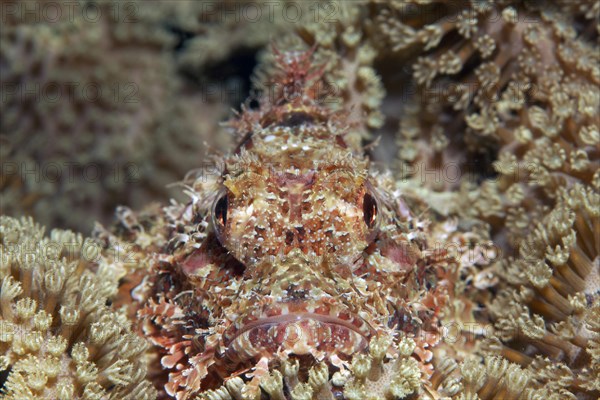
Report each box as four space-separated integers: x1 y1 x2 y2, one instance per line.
0 216 156 400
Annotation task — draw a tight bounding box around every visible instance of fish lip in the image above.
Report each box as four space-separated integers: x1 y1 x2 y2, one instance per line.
224 310 375 346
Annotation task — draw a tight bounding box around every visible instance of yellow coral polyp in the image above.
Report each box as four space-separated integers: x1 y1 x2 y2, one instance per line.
0 216 156 400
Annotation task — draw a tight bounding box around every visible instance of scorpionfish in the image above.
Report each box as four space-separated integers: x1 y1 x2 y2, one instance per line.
113 46 453 400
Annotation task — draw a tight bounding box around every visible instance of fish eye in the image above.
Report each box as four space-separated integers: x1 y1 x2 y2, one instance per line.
212 192 229 237
363 192 378 229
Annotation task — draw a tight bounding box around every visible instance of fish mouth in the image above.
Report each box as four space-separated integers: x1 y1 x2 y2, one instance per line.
223 305 375 363
230 311 372 340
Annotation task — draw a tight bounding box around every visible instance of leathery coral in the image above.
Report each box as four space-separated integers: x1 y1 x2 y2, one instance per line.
0 216 156 399
374 1 599 398
1 0 229 232
375 0 598 191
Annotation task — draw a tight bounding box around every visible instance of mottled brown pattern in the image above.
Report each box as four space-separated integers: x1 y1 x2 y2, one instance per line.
133 47 451 399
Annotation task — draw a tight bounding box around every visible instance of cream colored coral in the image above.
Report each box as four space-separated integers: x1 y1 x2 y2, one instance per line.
341 336 421 400
0 216 156 400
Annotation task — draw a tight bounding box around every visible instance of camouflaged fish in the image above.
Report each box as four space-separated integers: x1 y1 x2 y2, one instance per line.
131 46 452 400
